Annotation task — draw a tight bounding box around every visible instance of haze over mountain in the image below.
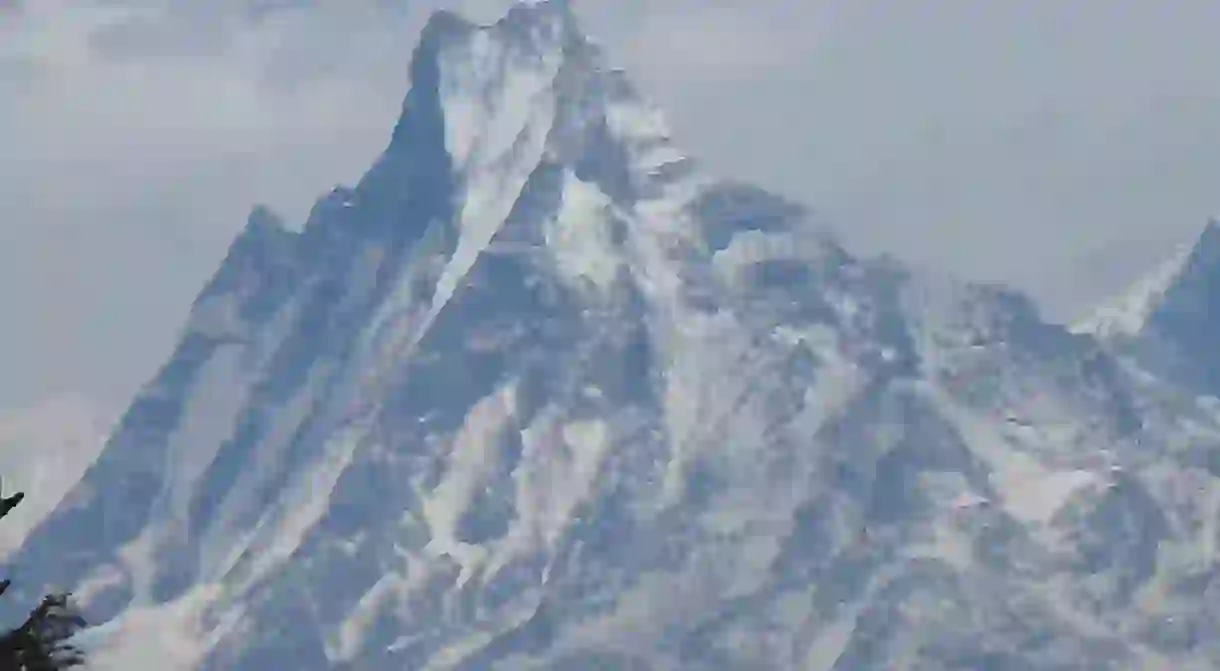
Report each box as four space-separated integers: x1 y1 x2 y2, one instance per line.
8 2 1220 669
0 393 112 557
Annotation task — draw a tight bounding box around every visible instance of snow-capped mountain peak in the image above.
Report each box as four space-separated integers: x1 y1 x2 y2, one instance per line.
1075 218 1220 392
1075 218 1220 339
10 4 1220 670
1146 218 1220 322
410 0 676 181
1070 243 1193 339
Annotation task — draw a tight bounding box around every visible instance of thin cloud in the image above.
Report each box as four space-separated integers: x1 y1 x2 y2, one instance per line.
0 1 424 408
4 0 1220 411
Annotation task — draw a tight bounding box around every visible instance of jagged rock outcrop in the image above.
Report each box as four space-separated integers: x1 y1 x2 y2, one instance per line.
8 2 1220 669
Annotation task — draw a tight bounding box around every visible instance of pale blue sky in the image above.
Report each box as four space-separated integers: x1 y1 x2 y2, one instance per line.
4 0 1220 409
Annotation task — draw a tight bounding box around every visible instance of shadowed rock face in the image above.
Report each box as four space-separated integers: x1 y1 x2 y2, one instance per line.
10 2 1220 669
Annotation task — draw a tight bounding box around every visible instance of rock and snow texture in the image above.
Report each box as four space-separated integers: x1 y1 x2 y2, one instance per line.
1077 219 1220 394
1072 244 1194 340
9 2 1220 669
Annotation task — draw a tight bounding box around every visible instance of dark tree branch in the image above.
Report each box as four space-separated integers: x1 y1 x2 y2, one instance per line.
0 480 87 669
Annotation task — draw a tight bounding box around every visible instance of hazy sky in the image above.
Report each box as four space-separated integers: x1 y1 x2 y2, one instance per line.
4 0 1220 410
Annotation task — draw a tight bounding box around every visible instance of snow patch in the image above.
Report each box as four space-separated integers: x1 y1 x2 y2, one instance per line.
604 99 674 168
229 410 365 596
1007 468 1098 523
114 527 160 605
421 385 518 582
158 344 251 527
198 360 331 581
544 171 621 289
923 383 1099 524
330 574 405 663
802 610 855 670
79 583 239 670
429 29 562 321
906 524 975 570
74 564 126 607
1071 243 1191 338
494 414 612 567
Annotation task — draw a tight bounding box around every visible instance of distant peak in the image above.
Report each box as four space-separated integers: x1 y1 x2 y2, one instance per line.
1190 216 1220 263
510 0 577 26
1070 244 1191 339
245 205 286 234
1153 217 1220 307
511 0 573 13
415 9 476 49
1129 217 1220 390
405 0 589 96
1074 218 1220 341
496 0 583 46
509 0 575 17
418 0 578 43
222 205 297 268
386 0 617 173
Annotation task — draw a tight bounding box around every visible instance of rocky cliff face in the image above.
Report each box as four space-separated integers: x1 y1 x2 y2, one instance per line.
9 2 1220 669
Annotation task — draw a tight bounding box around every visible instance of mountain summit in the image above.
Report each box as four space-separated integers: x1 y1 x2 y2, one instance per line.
9 4 1220 670
1076 219 1220 391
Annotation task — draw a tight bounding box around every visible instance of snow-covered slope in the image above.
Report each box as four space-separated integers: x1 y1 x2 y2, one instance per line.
9 2 1220 669
0 393 112 557
1071 244 1194 340
1076 219 1220 394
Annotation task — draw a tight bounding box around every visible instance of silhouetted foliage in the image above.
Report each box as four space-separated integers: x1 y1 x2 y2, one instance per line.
0 479 86 670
